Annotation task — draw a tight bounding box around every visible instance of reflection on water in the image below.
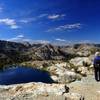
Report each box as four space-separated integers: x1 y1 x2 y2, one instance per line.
0 66 54 85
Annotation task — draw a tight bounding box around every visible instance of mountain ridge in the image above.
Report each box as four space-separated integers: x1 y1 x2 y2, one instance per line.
0 40 100 68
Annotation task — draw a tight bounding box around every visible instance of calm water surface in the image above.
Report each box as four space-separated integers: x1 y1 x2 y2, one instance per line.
0 66 54 85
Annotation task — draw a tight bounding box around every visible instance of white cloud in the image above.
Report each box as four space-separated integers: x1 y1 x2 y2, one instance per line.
10 25 19 29
55 38 66 42
52 39 72 46
37 13 65 20
46 23 82 32
19 19 29 23
48 14 66 20
19 14 48 24
8 35 25 42
38 14 48 18
19 18 36 23
34 40 50 44
19 14 66 24
8 34 50 44
0 18 19 29
17 34 24 38
48 15 60 19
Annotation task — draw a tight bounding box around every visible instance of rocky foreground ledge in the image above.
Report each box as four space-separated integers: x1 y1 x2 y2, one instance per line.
0 75 100 100
0 82 84 100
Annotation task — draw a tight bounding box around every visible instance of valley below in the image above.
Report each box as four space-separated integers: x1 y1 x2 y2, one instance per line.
0 40 100 100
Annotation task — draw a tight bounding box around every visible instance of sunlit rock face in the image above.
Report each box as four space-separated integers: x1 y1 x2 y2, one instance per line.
70 57 92 67
0 83 66 99
0 82 84 100
48 63 79 83
69 57 93 76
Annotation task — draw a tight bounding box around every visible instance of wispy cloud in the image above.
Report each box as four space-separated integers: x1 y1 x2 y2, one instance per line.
38 14 48 18
55 38 66 42
8 34 50 44
19 18 36 23
19 13 66 23
16 34 24 38
46 23 82 32
7 35 91 45
19 14 48 24
34 40 50 44
19 19 29 23
52 39 72 46
48 14 66 20
0 18 19 29
76 40 92 44
8 34 25 42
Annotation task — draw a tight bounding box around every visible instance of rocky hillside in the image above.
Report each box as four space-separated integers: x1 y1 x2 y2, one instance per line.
0 40 31 68
0 40 100 68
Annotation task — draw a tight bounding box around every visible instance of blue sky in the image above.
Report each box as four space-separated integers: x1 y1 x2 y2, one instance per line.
0 0 100 44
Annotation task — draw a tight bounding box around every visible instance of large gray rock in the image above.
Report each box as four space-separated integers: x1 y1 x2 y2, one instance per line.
48 63 78 83
70 57 92 67
70 57 92 76
64 93 84 100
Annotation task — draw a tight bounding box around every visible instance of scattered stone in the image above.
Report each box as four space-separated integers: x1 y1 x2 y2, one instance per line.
64 93 84 100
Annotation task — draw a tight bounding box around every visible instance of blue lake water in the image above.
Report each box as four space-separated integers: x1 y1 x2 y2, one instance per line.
0 66 54 85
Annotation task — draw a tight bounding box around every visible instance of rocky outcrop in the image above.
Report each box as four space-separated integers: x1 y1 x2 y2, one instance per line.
0 82 84 100
70 57 92 67
69 57 93 76
48 63 81 83
0 83 65 99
